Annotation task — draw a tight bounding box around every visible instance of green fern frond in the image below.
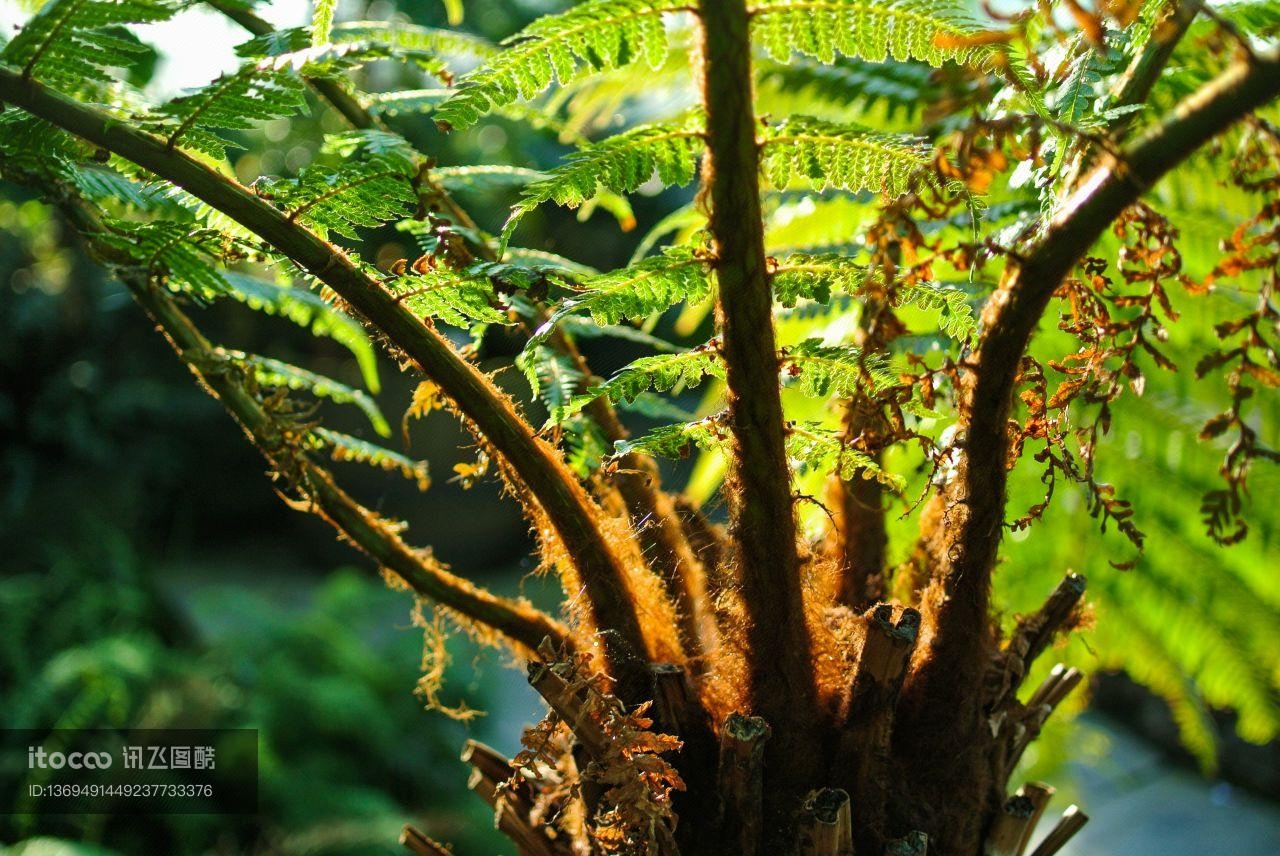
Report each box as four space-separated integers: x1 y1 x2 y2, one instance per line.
523 347 586 412
433 0 687 130
504 115 704 246
147 61 310 158
770 252 867 306
310 428 430 490
760 116 931 196
531 245 711 345
1 0 180 88
758 56 932 124
433 165 546 193
97 221 232 300
554 342 723 422
896 281 977 344
381 268 508 330
786 423 902 487
262 156 418 240
234 353 390 437
750 0 989 68
612 413 728 459
782 339 894 398
236 20 487 69
220 273 380 392
311 0 338 47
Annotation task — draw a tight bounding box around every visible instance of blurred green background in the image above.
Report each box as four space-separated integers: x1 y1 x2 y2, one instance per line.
0 1 1278 854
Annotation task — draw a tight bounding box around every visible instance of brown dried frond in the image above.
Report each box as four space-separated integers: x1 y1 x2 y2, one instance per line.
413 608 484 722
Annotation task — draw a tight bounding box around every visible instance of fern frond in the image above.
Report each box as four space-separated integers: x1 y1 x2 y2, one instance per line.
770 252 867 306
504 115 704 245
262 155 418 240
786 423 903 487
311 0 338 47
236 20 486 69
97 221 232 300
220 273 380 392
897 281 977 344
310 428 430 490
433 0 688 130
758 56 932 124
531 246 711 345
382 268 508 330
522 347 586 412
760 116 931 197
555 342 723 422
782 339 894 398
612 413 728 458
234 353 390 437
433 165 545 193
147 59 310 158
2 0 180 88
750 0 990 68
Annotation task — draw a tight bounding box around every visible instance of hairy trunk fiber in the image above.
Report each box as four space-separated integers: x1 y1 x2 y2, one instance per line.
412 568 1090 856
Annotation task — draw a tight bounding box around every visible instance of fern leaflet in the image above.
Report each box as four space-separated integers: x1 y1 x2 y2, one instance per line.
220 273 380 392
97 221 233 300
310 428 430 490
262 156 419 240
311 0 338 47
504 115 704 245
782 339 895 398
770 252 867 306
554 342 723 422
897 282 977 344
530 246 711 346
786 423 903 487
760 116 931 196
433 0 687 130
2 0 180 88
232 352 391 437
750 0 990 68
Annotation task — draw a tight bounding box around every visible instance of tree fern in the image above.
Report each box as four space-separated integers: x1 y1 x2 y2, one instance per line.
750 0 990 67
232 352 391 437
433 0 687 130
760 116 931 196
504 115 705 245
554 343 724 422
1 0 180 89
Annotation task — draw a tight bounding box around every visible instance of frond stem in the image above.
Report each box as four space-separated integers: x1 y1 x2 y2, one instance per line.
0 65 655 699
696 0 820 821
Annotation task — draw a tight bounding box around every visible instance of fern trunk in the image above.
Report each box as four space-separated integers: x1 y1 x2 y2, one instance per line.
3 2 1279 856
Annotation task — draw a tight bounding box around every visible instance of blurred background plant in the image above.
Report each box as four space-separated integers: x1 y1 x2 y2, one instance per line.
0 0 1278 854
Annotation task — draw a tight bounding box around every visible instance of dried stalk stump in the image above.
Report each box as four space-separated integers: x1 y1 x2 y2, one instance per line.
985 781 1056 856
885 830 929 855
716 713 771 856
797 788 853 856
1027 805 1089 856
400 824 452 856
837 605 920 850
